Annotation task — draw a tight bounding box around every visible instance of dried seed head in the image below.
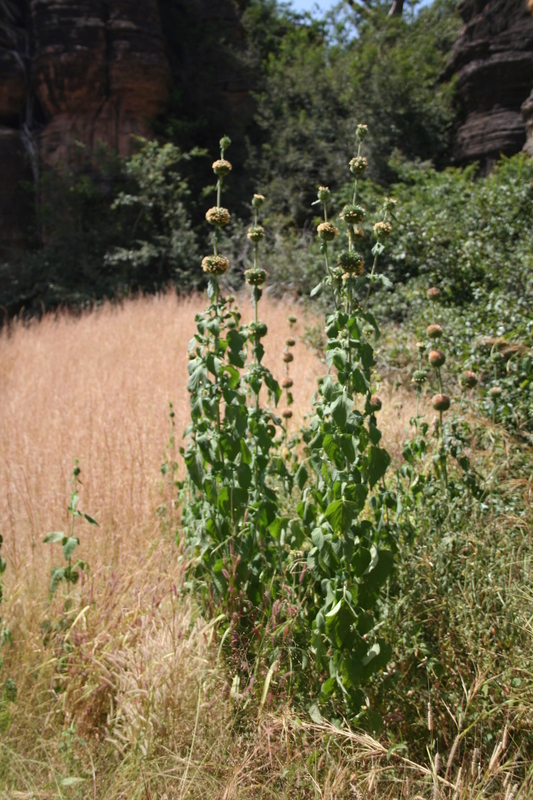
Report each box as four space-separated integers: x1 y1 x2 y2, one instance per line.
428 701 434 731
471 748 481 779
281 407 293 419
373 221 392 240
252 193 265 208
317 186 331 202
489 385 502 399
349 155 368 176
282 377 293 388
202 255 230 275
219 135 231 151
340 203 365 224
205 206 231 226
434 753 441 775
427 287 441 301
338 251 365 275
368 395 382 412
247 225 265 243
212 158 232 176
412 369 428 385
462 370 478 389
283 351 294 363
429 349 446 368
432 394 451 412
355 123 369 142
427 324 443 340
244 267 266 286
317 221 338 241
286 337 296 347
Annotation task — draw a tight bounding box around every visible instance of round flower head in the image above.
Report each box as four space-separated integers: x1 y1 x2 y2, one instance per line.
462 370 478 389
283 351 294 363
432 394 450 412
412 369 427 385
188 351 196 361
491 350 504 362
427 324 443 340
489 385 502 399
202 255 229 276
282 377 293 389
244 267 266 286
368 395 382 412
355 123 369 142
281 408 293 419
205 206 230 226
219 135 231 151
212 159 232 177
349 155 368 176
427 287 441 301
249 321 268 338
340 204 365 224
286 337 296 347
429 349 445 368
247 225 265 243
252 193 265 208
352 226 365 239
383 197 397 213
338 251 365 276
317 186 331 203
373 221 392 240
416 341 426 354
317 221 338 242
288 315 297 324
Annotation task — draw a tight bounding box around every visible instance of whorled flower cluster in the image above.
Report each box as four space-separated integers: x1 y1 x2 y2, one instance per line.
202 255 230 276
205 207 231 226
317 221 338 241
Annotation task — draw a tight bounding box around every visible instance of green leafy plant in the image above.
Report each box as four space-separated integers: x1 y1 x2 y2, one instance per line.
44 459 98 595
180 126 398 726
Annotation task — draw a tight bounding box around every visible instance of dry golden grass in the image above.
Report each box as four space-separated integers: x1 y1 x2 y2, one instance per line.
1 292 522 798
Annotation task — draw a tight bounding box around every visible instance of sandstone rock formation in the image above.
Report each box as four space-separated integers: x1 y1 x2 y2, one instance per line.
30 0 171 166
442 0 533 169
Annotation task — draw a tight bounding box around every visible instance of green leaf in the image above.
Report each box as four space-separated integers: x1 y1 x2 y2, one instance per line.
310 281 323 298
325 499 359 534
83 513 98 526
43 531 64 544
62 537 79 560
330 394 352 428
236 463 252 490
368 446 391 488
295 463 308 490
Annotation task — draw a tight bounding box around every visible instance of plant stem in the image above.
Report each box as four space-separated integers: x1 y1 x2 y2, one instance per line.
363 251 379 313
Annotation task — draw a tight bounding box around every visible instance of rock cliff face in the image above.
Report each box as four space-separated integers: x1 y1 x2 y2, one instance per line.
442 0 533 169
0 0 251 255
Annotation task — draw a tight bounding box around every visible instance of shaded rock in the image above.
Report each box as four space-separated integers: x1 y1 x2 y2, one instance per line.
442 0 533 168
30 0 171 165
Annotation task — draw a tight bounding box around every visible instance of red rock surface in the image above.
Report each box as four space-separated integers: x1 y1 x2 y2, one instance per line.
30 0 171 165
